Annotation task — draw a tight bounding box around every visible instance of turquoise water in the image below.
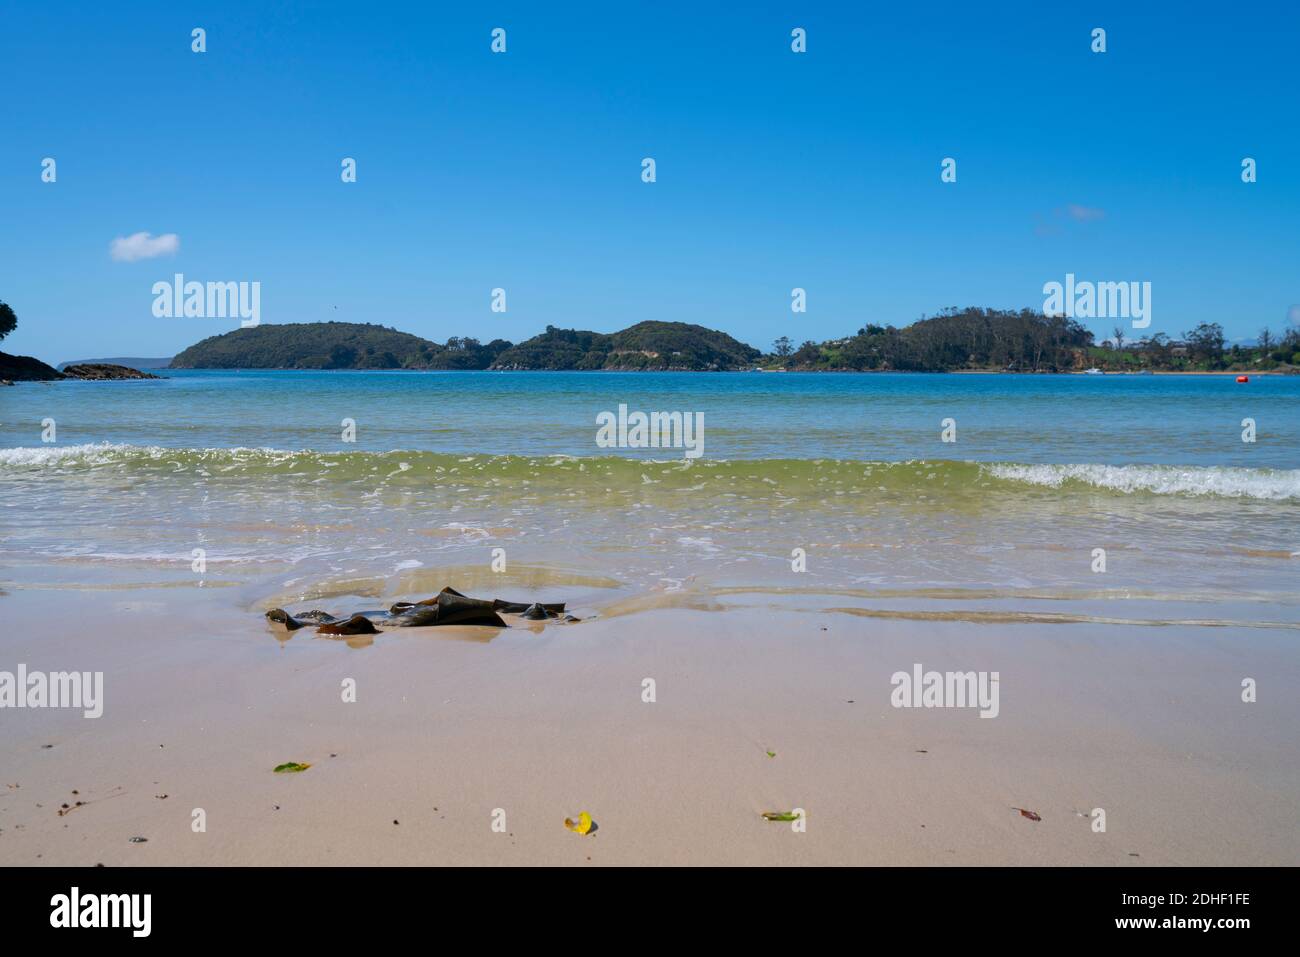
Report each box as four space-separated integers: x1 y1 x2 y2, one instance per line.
2 369 1297 466
1 370 1297 627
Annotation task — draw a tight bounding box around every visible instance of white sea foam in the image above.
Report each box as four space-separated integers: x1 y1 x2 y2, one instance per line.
0 442 287 468
0 443 122 466
983 462 1300 502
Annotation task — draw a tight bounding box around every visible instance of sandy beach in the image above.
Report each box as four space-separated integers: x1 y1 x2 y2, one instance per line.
3 579 1297 867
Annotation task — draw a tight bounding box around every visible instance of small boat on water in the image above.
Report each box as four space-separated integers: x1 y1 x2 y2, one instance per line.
1083 367 1105 375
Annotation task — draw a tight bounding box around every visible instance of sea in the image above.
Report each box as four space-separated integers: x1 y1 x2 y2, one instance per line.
2 370 1297 629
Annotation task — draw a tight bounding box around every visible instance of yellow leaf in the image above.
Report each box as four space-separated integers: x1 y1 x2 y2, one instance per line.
564 811 593 835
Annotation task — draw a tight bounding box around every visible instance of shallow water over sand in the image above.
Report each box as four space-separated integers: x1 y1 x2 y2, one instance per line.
1 371 1296 630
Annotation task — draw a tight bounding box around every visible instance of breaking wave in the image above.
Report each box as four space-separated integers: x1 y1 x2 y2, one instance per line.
1 443 1296 502
981 462 1300 502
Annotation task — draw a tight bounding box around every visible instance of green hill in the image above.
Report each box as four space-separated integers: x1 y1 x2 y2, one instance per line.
170 320 760 372
765 308 1096 372
491 321 760 371
487 327 610 370
169 323 511 370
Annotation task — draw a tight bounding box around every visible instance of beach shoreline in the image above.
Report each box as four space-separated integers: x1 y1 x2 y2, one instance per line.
2 584 1297 867
2 371 1297 866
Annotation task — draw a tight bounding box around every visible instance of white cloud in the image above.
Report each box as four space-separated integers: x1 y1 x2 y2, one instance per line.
1065 204 1106 222
110 231 180 262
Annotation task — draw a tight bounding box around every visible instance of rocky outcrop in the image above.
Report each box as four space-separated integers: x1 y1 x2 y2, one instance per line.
57 356 172 371
60 363 162 380
0 351 63 381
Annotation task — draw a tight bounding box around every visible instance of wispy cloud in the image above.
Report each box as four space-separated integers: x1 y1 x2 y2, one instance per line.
1065 204 1106 222
109 231 180 262
1035 204 1107 236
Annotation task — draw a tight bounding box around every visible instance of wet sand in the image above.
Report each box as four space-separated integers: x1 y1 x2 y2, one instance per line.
2 586 1297 866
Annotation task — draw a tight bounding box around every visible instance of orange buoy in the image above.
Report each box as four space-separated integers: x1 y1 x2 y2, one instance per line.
1236 375 1249 383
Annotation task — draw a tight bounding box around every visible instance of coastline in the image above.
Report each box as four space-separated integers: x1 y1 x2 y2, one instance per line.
4 0 1298 893
2 372 1296 867
9 366 1292 378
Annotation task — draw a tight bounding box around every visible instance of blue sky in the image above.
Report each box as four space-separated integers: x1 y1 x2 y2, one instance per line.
2 1 1297 363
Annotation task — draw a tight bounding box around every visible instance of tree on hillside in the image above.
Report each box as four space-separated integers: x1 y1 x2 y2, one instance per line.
0 301 15 341
1258 327 1273 352
792 340 821 364
1112 325 1125 351
1183 322 1226 364
773 336 792 358
1147 332 1172 363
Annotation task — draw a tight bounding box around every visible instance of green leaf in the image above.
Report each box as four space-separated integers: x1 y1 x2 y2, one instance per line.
273 762 311 773
761 810 801 822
